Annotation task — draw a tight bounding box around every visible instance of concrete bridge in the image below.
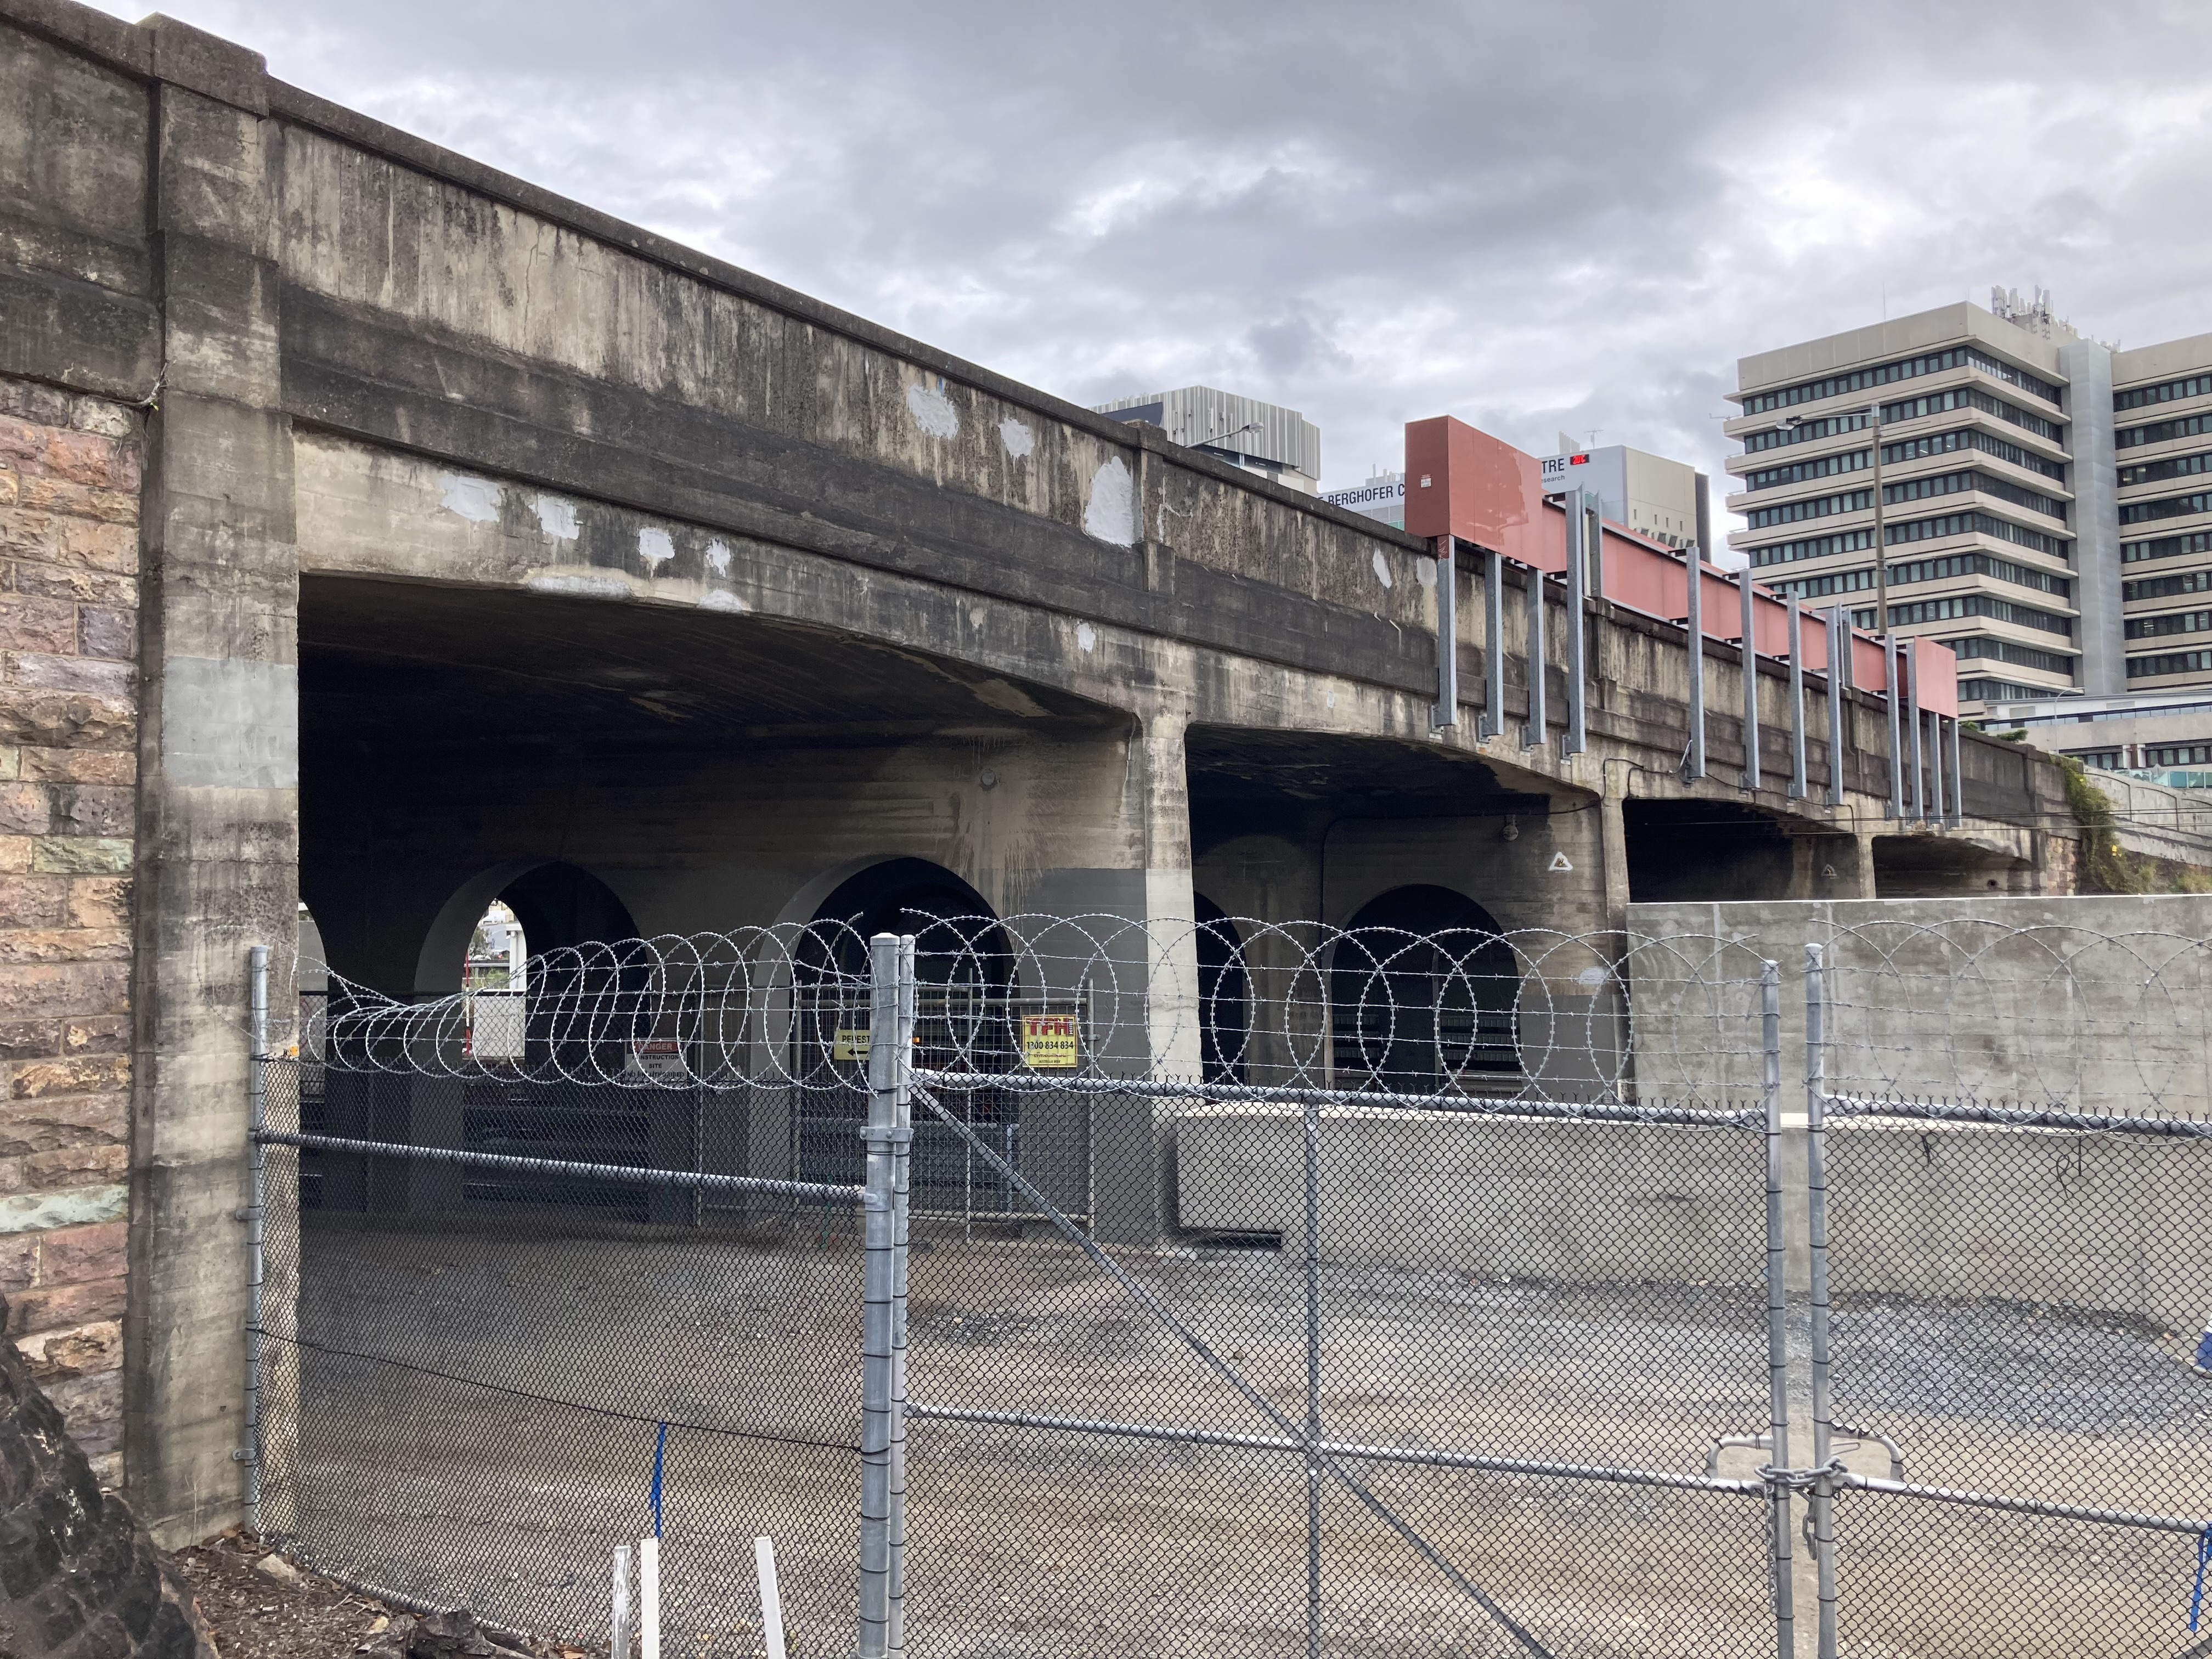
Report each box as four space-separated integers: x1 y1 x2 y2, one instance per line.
2 0 2200 1545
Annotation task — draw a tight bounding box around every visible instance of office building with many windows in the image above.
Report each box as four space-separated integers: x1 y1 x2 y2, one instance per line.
1726 291 2212 713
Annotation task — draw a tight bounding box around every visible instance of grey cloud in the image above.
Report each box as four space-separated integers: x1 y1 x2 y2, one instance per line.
87 0 2212 504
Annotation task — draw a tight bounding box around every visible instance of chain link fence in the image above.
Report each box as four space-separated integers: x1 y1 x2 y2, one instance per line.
242 913 2212 1658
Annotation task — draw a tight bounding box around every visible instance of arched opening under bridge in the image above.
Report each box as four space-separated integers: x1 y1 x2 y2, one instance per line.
1330 886 1520 1094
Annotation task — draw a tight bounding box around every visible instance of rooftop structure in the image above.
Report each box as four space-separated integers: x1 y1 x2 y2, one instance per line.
1092 386 1322 493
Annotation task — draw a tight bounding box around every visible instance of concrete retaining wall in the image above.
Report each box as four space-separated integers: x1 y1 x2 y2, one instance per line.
1628 895 2212 1119
1174 1103 1764 1285
1174 1102 2212 1332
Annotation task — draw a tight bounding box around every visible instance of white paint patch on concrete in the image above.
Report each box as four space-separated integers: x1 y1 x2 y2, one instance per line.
162 657 299 789
637 527 675 570
1326 690 1337 709
1084 457 1136 546
906 381 960 440
1416 558 1436 589
706 540 733 577
534 494 579 540
1372 549 1394 589
528 572 633 599
700 589 751 613
999 417 1034 459
1076 622 1098 653
437 473 503 523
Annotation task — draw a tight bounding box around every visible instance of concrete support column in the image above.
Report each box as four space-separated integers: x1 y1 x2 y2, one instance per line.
1846 828 1880 899
1598 761 1634 932
125 22 301 1546
1091 709 1198 1245
1140 710 1201 1081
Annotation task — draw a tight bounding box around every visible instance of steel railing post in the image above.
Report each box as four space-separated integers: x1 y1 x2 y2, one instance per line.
1804 944 1839 1658
1685 549 1707 779
1787 597 1807 799
245 943 269 1536
1483 549 1506 741
1883 634 1903 820
1906 646 1925 824
1759 959 1796 1659
1565 494 1589 757
1945 712 1964 826
860 933 915 1657
1523 561 1547 749
1740 566 1761 791
1824 606 1849 808
1432 535 1458 729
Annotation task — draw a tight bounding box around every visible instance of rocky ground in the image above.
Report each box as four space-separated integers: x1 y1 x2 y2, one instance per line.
171 1532 596 1659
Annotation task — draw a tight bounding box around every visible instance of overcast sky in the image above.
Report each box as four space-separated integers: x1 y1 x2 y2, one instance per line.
89 0 2212 512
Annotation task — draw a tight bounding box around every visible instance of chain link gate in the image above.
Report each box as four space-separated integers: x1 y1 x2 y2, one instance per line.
238 914 2212 1656
1803 943 2212 1659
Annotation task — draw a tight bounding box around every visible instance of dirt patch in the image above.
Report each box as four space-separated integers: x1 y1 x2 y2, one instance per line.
171 1532 594 1659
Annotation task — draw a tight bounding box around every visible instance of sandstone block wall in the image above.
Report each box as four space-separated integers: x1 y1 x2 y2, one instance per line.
0 373 141 1486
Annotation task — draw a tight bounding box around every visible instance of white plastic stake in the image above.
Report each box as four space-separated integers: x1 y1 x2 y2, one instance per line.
755 1536 788 1659
639 1537 660 1659
611 1543 633 1659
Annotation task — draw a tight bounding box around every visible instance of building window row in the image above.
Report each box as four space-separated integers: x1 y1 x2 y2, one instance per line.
1959 676 2052 702
1778 550 2072 603
2114 372 2212 413
2067 748 2125 769
1740 412 1868 454
1745 488 1872 529
2148 742 2212 766
2115 410 2212 450
1885 510 2068 558
2118 488 2212 527
2124 568 2212 602
2121 529 2212 565
1877 386 2062 442
1954 637 2075 675
2127 648 2212 678
1875 594 2072 635
1742 347 2059 415
1747 529 1876 569
1744 449 1869 492
1881 426 2067 481
2124 608 2212 641
1883 468 2067 522
2118 448 2212 489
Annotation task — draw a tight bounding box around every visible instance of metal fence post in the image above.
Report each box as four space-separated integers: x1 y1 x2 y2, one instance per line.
245 943 269 1536
1304 1086 1322 1659
1804 945 1839 1658
1758 959 1796 1659
889 935 913 1658
860 933 915 1657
